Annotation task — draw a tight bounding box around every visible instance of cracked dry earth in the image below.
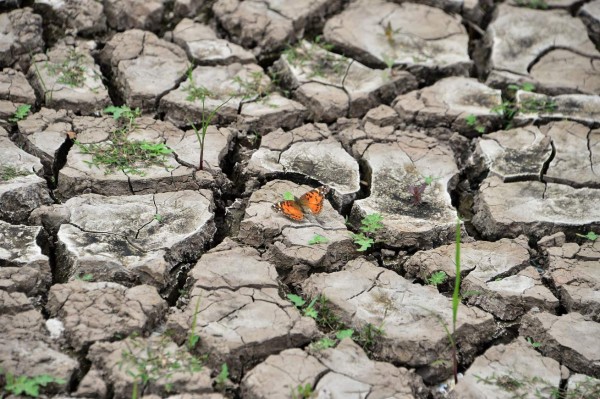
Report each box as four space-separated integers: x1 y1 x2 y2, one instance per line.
1 0 600 398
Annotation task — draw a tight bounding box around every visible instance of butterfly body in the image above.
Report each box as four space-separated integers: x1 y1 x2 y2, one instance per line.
273 186 330 221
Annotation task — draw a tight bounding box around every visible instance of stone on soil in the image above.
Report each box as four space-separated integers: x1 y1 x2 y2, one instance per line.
166 239 319 378
451 337 562 398
0 128 53 223
246 124 360 207
53 190 215 290
104 0 165 31
392 77 502 136
515 91 600 125
241 339 428 399
485 4 600 94
213 0 341 56
545 238 600 322
47 281 167 351
172 18 256 65
520 311 600 377
34 0 106 37
56 116 209 199
350 131 459 249
302 258 495 382
0 8 44 70
0 221 51 296
272 40 417 122
237 181 355 275
88 335 213 398
28 41 111 115
100 30 188 111
323 0 471 78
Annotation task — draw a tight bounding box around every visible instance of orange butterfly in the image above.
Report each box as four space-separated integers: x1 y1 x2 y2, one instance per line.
272 186 331 221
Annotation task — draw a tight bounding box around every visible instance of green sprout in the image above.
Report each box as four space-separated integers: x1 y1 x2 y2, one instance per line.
9 104 31 123
308 234 329 245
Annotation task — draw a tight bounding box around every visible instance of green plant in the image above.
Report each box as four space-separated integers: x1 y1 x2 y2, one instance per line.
291 383 314 399
336 329 354 340
309 337 336 350
576 231 598 241
0 165 31 181
450 218 462 384
118 334 204 399
351 213 384 252
428 271 448 286
465 114 486 134
508 83 535 92
76 106 173 176
214 363 229 390
314 295 344 331
382 21 400 47
1 371 65 398
153 214 163 223
354 323 385 353
308 234 328 245
188 88 233 170
515 0 548 9
526 337 542 348
233 71 273 99
283 191 295 200
75 273 94 282
473 372 600 398
9 104 31 122
287 294 318 319
188 296 202 351
46 49 88 88
490 83 556 129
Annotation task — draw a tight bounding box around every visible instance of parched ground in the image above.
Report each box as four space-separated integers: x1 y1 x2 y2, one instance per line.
1 0 599 398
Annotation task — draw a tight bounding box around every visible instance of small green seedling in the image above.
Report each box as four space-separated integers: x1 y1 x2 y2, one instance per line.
508 82 535 92
287 294 318 319
283 191 295 201
188 296 202 350
351 213 384 252
0 165 30 181
291 383 314 399
427 271 448 286
153 214 163 223
214 363 229 390
577 231 598 241
75 273 94 282
310 337 336 350
526 337 541 348
2 372 65 398
335 329 354 340
46 49 88 88
9 104 31 123
308 234 329 245
465 114 486 134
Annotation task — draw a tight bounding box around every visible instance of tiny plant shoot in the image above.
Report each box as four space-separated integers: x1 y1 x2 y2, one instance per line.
576 231 598 241
2 372 65 397
9 104 31 123
351 213 384 252
308 234 328 245
428 271 448 286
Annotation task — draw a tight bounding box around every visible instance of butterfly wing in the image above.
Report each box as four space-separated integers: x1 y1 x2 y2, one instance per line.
272 200 304 221
298 186 330 215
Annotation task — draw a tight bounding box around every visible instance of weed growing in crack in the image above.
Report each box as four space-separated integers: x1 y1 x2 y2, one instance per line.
184 69 234 171
9 104 31 123
0 165 31 181
75 105 173 176
118 333 204 399
465 114 486 134
308 234 328 245
288 294 319 319
74 273 94 282
427 271 448 287
526 337 542 348
214 363 230 392
576 231 598 241
0 370 65 398
291 383 314 399
490 83 556 129
188 296 202 351
45 49 89 88
232 70 273 99
351 213 384 252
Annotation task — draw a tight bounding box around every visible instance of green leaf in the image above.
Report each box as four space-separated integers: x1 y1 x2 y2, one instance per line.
352 233 374 252
424 175 434 185
335 329 354 340
577 231 598 241
311 337 335 350
189 334 200 349
507 84 521 92
10 104 32 122
475 125 486 134
216 363 229 385
154 214 163 222
465 114 477 126
427 271 448 286
360 213 384 233
304 307 318 319
104 105 127 120
287 293 306 307
283 191 295 201
521 82 535 92
308 234 329 245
